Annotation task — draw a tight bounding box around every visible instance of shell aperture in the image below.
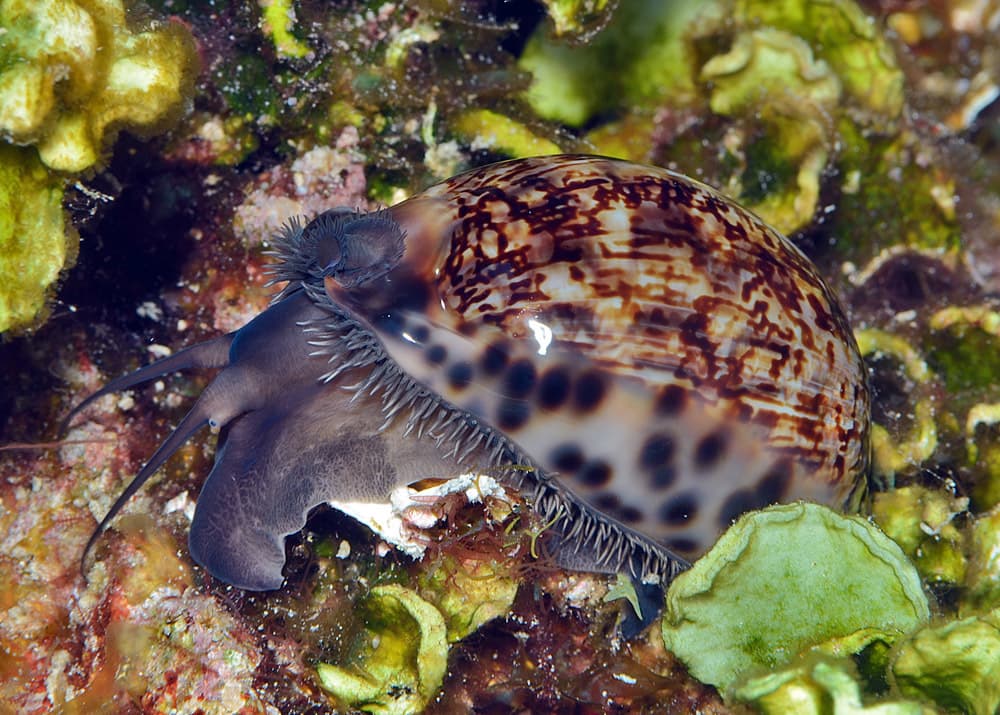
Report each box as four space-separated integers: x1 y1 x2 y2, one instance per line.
70 154 870 601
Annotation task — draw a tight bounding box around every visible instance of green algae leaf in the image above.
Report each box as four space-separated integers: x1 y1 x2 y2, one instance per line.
316 585 448 715
699 26 839 232
871 486 968 587
701 28 841 116
734 653 926 714
964 506 1000 613
417 556 518 643
661 503 929 693
541 0 615 38
519 0 710 127
891 611 1000 715
451 109 562 157
734 0 904 119
0 144 73 333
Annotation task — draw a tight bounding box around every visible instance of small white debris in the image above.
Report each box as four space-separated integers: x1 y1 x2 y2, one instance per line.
197 118 227 142
893 309 918 324
116 393 135 411
403 505 441 530
413 472 508 504
148 344 172 359
613 672 637 685
336 540 351 559
136 301 164 322
164 490 195 522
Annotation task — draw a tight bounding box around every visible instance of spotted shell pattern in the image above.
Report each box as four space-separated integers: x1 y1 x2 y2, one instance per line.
304 155 870 561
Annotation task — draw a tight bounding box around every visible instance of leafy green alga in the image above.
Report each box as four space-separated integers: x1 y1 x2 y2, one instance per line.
0 144 74 333
451 109 562 157
540 0 615 38
734 0 903 119
520 0 905 234
519 0 709 127
699 27 839 232
964 506 1000 614
316 585 448 715
891 611 1000 715
416 555 519 643
733 653 926 714
871 486 969 586
661 503 929 693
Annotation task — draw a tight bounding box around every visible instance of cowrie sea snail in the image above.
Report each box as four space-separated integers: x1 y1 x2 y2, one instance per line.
69 155 870 614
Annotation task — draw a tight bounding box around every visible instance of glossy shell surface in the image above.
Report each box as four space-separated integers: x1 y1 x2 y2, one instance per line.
318 155 870 560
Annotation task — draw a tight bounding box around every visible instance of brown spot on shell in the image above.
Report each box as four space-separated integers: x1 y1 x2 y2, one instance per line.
480 342 509 376
537 367 572 410
577 460 613 488
572 370 607 413
639 434 675 472
551 443 584 473
503 359 537 398
496 398 530 431
694 430 728 470
659 493 699 525
446 362 474 390
654 385 688 416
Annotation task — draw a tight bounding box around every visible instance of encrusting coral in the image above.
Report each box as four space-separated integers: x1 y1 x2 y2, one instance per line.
0 0 197 172
0 0 197 333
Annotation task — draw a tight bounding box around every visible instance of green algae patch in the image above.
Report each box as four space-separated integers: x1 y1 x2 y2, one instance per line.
451 109 562 158
699 26 839 232
701 26 841 122
733 653 926 714
855 328 937 483
541 0 615 38
316 584 448 714
0 0 197 171
519 0 708 127
734 0 903 120
964 506 1000 614
891 611 1000 715
963 402 1000 509
416 556 518 643
0 144 74 333
521 0 909 237
830 123 962 261
871 486 969 587
259 0 312 59
927 306 1000 395
661 503 929 693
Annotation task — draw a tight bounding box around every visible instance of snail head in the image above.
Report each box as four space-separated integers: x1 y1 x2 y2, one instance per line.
303 209 405 288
